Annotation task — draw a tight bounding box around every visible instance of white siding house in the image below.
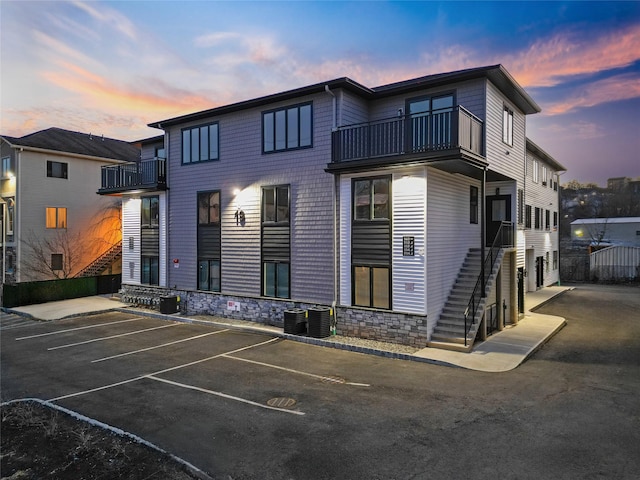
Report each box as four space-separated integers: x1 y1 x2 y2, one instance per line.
0 128 139 286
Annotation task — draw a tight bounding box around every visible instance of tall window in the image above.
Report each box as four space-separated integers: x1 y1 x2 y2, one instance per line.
470 186 479 224
47 161 68 179
263 103 312 153
198 191 220 224
262 185 290 298
7 198 15 235
503 106 514 146
262 186 290 223
182 123 219 164
2 157 14 178
141 197 159 227
553 211 558 230
545 209 551 230
352 176 391 310
532 159 539 183
517 189 524 225
542 166 548 186
553 251 558 270
354 177 390 220
534 207 541 230
197 191 221 292
141 195 159 285
525 205 532 229
141 256 159 285
46 207 67 229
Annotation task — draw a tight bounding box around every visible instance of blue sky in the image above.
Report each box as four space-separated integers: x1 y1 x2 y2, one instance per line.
1 1 639 186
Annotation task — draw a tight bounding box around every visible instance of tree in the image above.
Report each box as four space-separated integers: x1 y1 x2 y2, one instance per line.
21 230 88 280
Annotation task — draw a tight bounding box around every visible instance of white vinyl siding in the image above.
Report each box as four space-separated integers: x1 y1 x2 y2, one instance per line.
339 178 352 306
122 196 141 284
426 168 482 331
392 169 427 315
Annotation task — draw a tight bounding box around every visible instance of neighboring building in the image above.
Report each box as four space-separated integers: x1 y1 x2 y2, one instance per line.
571 217 640 247
102 64 564 351
0 128 140 285
523 139 566 291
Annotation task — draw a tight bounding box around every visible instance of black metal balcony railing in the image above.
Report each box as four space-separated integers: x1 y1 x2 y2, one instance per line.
100 157 166 193
332 106 483 163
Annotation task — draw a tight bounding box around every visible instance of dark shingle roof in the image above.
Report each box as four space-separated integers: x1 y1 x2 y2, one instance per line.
1 127 140 162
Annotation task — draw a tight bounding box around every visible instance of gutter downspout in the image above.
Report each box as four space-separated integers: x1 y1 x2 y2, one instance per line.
325 85 336 130
325 85 338 314
481 167 486 296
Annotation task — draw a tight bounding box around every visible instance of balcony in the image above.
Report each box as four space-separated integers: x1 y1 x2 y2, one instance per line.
98 157 166 195
329 106 485 175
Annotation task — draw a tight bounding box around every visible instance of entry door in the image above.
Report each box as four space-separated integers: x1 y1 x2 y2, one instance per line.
536 256 544 288
517 267 525 314
486 195 511 244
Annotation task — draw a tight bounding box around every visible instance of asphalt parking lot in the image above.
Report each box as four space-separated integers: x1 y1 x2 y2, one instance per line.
2 284 640 480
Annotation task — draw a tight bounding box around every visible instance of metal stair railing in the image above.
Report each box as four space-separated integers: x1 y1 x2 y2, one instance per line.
463 221 513 345
75 242 122 278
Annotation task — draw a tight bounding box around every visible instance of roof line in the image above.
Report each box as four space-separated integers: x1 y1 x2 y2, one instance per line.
526 138 566 172
149 65 540 128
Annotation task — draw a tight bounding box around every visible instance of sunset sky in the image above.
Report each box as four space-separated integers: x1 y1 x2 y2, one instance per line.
1 0 639 186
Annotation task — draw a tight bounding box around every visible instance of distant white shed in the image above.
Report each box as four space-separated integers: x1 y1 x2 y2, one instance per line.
571 217 640 246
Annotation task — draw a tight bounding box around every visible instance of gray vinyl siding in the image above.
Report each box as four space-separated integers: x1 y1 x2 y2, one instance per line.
166 92 335 304
426 168 482 331
140 141 161 160
339 90 369 126
367 79 486 124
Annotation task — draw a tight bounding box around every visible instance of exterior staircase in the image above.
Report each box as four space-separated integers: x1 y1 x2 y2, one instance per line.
428 247 505 352
75 242 122 278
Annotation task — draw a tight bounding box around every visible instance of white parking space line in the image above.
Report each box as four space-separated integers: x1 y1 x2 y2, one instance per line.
223 355 371 387
47 323 181 351
15 317 144 341
147 375 305 416
91 329 231 363
47 337 280 402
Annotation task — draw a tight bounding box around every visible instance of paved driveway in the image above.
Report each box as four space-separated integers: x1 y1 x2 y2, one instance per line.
2 284 639 479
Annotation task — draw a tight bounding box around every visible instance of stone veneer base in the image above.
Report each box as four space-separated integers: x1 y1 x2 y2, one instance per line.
120 284 430 348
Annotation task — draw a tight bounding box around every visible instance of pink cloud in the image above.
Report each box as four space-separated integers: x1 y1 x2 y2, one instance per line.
544 73 640 115
505 23 640 88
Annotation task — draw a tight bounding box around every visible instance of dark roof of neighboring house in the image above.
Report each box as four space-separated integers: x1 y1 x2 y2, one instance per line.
1 127 140 162
526 138 567 172
149 64 540 129
132 134 165 146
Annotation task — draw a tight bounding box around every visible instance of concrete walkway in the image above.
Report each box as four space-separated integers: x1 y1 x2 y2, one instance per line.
412 286 571 372
3 287 571 372
7 295 128 321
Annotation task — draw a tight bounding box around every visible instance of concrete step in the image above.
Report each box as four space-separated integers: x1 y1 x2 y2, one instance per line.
427 339 473 353
430 333 469 345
